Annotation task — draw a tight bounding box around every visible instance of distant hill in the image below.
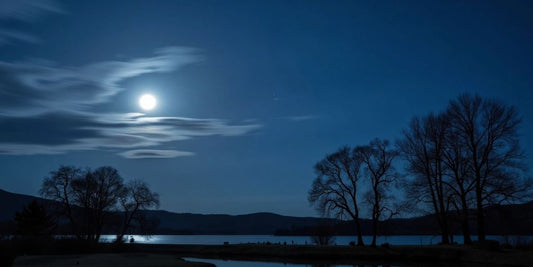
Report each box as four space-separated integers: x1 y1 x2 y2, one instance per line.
143 210 334 234
0 189 57 221
1 189 532 235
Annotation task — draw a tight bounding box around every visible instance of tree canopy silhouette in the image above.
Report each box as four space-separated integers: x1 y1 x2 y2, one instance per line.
116 179 159 243
308 146 365 246
398 93 531 243
446 94 530 242
311 93 531 245
356 139 399 247
40 165 159 242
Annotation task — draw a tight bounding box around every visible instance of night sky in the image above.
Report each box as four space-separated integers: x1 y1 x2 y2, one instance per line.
1 0 532 217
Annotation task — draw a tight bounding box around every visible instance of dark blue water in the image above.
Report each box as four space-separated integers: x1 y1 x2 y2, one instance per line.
99 234 533 246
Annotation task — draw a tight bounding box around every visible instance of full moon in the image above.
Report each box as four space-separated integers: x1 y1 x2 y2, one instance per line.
139 94 157 110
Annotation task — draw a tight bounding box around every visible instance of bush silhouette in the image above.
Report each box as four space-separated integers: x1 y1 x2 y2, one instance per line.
14 200 55 237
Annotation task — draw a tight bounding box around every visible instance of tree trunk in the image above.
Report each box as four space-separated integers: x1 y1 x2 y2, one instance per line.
116 212 130 243
371 182 380 247
436 168 449 245
354 217 364 246
440 212 450 244
425 169 448 245
462 217 472 244
371 216 377 247
472 134 485 243
460 196 472 244
440 219 449 244
117 205 139 243
371 199 378 247
435 212 449 245
476 188 485 242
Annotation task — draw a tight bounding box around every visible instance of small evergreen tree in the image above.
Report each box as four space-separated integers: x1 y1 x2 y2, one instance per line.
14 200 56 237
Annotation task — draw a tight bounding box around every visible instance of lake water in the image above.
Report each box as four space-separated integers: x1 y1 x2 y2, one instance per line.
99 234 533 246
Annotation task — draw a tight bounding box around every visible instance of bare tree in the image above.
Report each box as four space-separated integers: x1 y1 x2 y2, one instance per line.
116 179 159 243
446 94 529 242
90 166 125 241
398 114 452 244
441 122 475 244
40 166 162 243
356 139 398 247
308 146 365 246
40 165 83 238
41 166 126 242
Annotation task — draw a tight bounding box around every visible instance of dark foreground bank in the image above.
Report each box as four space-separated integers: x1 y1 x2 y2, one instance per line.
129 243 533 267
13 254 215 267
3 240 533 267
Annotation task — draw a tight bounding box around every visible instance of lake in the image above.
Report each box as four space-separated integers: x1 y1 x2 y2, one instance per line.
98 234 533 246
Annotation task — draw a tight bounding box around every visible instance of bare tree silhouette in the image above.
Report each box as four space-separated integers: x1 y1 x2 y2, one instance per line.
40 166 83 239
446 94 529 242
398 94 531 244
308 146 365 246
40 165 160 242
441 117 475 244
356 139 399 247
116 179 159 243
398 114 453 244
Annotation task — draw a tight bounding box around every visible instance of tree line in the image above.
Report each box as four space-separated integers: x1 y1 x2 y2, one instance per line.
308 94 531 246
37 165 159 243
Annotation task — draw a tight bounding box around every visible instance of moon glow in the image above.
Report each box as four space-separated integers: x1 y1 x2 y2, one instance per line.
139 94 157 110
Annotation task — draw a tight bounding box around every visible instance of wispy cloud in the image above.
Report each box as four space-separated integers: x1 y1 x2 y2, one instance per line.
0 0 257 159
0 47 201 116
119 149 194 159
283 115 319 122
0 0 64 21
0 48 261 158
0 30 41 45
0 0 64 46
